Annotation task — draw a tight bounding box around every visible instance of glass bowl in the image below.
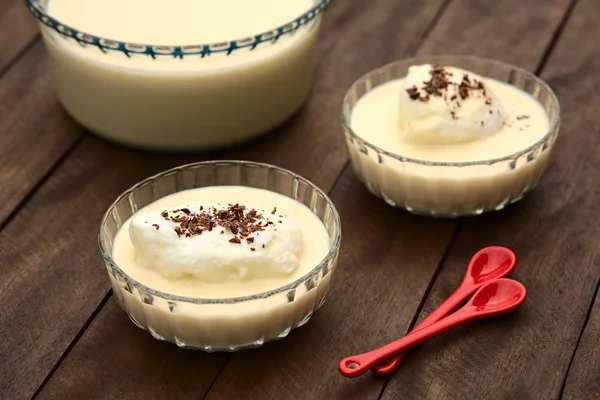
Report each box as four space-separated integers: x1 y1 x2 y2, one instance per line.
342 55 560 217
25 0 330 152
99 161 341 351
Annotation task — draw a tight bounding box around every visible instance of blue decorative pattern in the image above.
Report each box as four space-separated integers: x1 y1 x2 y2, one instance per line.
25 0 329 59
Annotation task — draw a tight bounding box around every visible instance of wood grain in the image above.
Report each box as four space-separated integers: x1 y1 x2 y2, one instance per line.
551 1 600 398
418 0 572 71
0 2 59 228
0 41 81 227
562 290 600 400
36 300 228 400
3 1 448 399
0 0 80 234
202 1 573 398
0 1 38 73
381 0 600 398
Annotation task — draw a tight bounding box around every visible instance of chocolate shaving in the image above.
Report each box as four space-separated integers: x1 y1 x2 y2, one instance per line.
406 65 453 103
160 203 279 251
458 73 487 101
423 65 450 97
406 65 490 118
152 224 159 230
406 86 420 100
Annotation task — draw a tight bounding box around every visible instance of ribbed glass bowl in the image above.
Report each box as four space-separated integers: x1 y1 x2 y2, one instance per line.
342 55 560 217
99 161 341 351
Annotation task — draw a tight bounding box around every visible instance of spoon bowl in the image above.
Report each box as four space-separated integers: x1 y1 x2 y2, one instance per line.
470 279 526 312
469 246 516 285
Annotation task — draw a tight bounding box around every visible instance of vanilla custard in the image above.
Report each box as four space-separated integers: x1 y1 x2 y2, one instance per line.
48 0 314 46
35 0 323 150
113 186 330 298
352 76 549 163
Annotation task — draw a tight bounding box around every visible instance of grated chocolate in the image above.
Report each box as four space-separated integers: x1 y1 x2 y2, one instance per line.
161 203 278 249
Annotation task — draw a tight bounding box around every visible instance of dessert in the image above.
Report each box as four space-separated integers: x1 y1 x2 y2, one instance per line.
100 161 341 350
26 0 329 151
343 57 560 216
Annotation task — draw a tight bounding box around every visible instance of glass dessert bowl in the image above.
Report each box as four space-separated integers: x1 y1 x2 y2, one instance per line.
99 161 341 351
342 55 560 217
25 0 329 152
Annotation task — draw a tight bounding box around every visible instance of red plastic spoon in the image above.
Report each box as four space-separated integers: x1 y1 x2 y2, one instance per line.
373 246 516 376
339 278 526 378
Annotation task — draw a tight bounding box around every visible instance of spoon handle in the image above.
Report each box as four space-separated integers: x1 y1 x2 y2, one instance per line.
372 285 473 376
339 309 474 378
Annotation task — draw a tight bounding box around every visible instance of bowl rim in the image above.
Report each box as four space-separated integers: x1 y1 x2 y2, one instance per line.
341 54 561 167
98 160 342 305
25 0 329 59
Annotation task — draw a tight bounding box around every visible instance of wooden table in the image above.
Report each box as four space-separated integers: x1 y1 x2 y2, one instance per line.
2 0 600 399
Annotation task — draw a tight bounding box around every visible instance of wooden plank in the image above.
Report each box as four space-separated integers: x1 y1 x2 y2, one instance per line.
0 1 38 72
3 1 447 399
0 42 81 226
202 0 573 399
381 0 600 399
0 2 75 227
562 290 600 399
0 0 83 235
550 2 600 398
36 300 228 400
417 0 572 71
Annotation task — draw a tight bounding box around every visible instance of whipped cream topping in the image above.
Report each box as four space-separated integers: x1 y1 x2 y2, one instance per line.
129 201 303 283
398 64 508 144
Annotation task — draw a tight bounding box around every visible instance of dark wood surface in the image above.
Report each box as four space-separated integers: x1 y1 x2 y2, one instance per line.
1 0 599 399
